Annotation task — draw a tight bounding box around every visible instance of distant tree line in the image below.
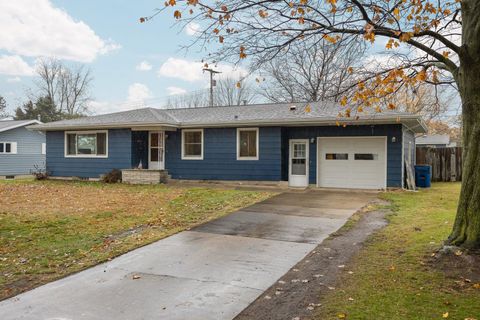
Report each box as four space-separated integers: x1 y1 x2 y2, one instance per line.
1 58 92 123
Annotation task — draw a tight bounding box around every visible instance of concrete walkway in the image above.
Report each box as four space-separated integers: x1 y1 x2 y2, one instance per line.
0 189 376 320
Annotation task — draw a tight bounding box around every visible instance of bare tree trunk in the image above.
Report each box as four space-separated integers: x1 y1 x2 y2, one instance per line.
448 0 480 249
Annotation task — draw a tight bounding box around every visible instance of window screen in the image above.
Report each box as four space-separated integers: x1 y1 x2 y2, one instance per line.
239 129 257 158
183 130 203 158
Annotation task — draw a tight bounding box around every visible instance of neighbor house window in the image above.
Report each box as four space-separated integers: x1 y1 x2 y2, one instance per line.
237 128 259 160
65 131 108 157
0 142 16 154
182 129 203 160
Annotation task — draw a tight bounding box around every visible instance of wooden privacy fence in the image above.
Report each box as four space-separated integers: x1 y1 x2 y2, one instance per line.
416 147 462 182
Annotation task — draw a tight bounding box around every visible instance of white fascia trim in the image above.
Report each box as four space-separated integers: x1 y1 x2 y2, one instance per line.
64 130 109 158
0 120 41 133
181 128 204 160
237 127 259 160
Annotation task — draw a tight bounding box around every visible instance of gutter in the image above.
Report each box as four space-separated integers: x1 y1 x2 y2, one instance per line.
28 115 427 133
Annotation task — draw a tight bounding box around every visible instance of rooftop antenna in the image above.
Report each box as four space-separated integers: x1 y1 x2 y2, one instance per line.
203 67 221 107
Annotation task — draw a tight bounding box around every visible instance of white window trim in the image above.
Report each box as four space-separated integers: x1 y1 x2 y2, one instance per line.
237 127 259 160
64 130 109 158
181 129 204 160
41 143 46 155
0 142 17 154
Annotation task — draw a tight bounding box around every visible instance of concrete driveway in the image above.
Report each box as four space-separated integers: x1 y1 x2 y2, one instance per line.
0 189 376 320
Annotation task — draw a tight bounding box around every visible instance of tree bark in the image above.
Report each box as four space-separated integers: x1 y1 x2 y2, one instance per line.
447 0 480 249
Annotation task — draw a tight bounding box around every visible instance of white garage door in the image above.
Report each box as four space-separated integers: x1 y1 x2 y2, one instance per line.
317 137 387 189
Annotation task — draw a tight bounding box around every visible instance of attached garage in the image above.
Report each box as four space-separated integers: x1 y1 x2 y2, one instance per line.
317 137 387 189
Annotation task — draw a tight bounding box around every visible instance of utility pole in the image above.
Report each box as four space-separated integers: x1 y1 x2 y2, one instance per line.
203 68 221 107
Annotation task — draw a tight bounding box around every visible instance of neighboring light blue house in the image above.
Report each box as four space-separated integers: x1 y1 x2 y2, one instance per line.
0 120 46 177
30 102 426 189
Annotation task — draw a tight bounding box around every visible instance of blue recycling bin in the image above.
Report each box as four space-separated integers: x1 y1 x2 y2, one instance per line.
415 165 432 188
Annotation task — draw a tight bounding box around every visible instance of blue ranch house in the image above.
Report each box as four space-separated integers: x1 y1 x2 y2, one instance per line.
29 102 426 189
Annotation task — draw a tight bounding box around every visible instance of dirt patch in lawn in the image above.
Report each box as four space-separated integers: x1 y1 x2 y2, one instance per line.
430 249 480 288
234 202 389 320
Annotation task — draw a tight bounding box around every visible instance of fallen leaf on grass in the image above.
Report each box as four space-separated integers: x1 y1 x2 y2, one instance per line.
443 312 449 318
389 265 396 271
473 283 480 289
454 250 463 256
337 313 347 319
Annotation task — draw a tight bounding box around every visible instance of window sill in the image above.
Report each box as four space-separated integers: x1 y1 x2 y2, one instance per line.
64 155 109 159
181 156 204 160
237 157 259 161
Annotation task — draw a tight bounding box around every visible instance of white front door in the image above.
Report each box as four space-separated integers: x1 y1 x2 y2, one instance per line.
148 131 165 170
317 137 387 189
289 139 309 187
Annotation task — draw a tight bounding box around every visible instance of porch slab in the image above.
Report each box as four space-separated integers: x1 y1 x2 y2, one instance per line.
121 169 168 184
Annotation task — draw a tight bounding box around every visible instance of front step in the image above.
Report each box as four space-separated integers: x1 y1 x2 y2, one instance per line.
121 169 169 184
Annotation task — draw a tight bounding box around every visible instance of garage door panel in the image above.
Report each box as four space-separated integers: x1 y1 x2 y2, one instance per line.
317 137 386 189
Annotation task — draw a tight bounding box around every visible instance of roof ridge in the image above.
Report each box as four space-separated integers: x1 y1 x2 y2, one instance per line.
153 101 320 112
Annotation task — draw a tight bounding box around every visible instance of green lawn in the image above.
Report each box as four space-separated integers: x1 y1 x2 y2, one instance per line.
0 179 274 300
319 183 480 320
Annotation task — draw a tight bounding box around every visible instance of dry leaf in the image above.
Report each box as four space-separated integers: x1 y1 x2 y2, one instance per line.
443 312 449 318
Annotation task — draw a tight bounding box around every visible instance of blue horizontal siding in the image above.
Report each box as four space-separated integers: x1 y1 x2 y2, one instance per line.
46 129 132 178
283 124 403 187
0 126 46 175
44 124 404 188
165 127 282 181
131 131 149 169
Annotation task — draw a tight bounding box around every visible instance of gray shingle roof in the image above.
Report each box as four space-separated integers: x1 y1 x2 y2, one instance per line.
29 102 427 133
0 120 41 133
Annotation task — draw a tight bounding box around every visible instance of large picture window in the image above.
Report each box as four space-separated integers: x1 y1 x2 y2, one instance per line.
65 131 108 157
237 128 259 160
182 129 203 160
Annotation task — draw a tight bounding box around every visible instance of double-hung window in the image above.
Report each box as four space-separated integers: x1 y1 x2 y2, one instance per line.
65 131 108 157
181 129 203 160
0 142 16 154
237 128 259 160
